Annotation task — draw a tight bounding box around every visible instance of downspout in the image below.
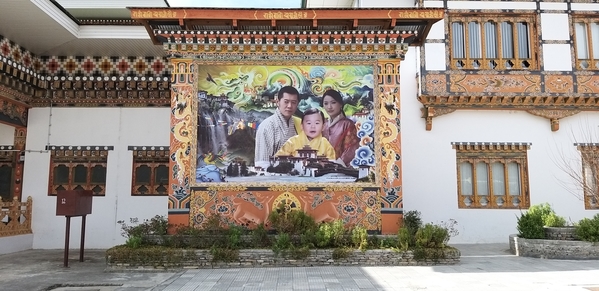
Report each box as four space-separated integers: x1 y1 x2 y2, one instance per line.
46 88 53 149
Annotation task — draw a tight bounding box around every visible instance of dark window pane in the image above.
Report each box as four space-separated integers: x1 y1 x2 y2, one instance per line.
0 165 12 201
91 165 107 184
135 165 151 184
53 164 69 184
154 165 169 185
73 165 88 184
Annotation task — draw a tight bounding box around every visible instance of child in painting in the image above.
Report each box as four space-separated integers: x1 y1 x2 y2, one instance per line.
275 108 336 160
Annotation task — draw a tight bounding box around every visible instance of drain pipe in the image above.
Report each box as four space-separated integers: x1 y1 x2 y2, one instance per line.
24 77 52 154
46 80 53 149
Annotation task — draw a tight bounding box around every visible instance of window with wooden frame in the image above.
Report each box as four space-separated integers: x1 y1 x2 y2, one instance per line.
573 16 599 70
577 144 599 209
449 14 536 70
0 149 14 202
130 146 169 196
453 142 530 209
48 146 111 196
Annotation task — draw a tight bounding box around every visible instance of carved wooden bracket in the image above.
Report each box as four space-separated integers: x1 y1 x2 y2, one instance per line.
420 106 457 131
525 109 581 131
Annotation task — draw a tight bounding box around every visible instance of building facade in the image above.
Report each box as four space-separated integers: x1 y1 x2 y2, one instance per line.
0 0 598 252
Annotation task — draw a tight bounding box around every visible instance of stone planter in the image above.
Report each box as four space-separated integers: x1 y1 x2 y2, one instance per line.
106 247 461 270
509 234 599 260
544 226 577 241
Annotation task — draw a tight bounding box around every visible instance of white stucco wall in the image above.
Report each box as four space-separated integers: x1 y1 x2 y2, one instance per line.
22 107 170 249
571 3 599 11
0 123 14 145
447 1 535 10
358 0 415 7
540 13 570 41
543 44 573 71
424 43 446 71
426 21 445 40
540 2 567 10
0 234 33 254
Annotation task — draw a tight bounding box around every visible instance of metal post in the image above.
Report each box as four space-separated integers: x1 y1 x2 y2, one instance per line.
63 216 71 268
79 215 86 262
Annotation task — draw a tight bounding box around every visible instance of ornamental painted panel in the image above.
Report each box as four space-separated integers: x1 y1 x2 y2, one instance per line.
189 188 381 230
577 75 599 94
545 75 574 94
424 74 447 94
169 60 196 210
449 74 541 93
0 98 27 127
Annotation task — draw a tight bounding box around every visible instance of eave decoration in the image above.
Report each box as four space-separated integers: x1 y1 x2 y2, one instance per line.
130 7 444 59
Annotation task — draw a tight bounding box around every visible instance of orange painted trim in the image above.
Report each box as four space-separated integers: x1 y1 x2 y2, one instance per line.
168 213 189 234
381 213 402 235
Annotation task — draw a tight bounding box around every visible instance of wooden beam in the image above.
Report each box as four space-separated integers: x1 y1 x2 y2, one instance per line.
130 8 444 21
138 20 161 45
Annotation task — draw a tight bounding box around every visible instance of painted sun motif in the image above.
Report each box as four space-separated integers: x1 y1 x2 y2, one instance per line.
272 192 302 212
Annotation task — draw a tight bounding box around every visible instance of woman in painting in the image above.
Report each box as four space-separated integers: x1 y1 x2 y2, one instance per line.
320 89 360 167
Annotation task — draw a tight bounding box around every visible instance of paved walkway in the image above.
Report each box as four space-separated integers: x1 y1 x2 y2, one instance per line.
1 243 599 291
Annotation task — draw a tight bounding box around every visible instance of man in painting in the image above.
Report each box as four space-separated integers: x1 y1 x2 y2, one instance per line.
254 86 302 169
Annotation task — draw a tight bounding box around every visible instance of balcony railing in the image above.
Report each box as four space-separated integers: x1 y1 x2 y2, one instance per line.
0 196 32 237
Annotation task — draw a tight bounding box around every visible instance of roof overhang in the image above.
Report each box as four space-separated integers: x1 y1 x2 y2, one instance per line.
129 8 443 46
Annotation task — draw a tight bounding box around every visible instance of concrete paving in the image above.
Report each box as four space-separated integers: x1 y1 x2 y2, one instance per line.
1 244 599 291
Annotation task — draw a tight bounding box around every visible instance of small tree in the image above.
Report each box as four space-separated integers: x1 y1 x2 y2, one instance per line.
551 121 599 209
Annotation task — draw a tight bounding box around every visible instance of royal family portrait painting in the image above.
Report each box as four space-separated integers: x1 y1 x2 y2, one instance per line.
195 65 376 184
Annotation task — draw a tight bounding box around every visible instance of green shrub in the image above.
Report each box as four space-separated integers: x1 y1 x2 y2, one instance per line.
366 235 380 249
118 215 169 239
528 203 567 227
299 228 317 248
527 203 553 219
351 226 368 251
575 214 599 242
272 233 292 255
268 205 317 236
125 236 143 248
517 203 568 239
379 236 398 249
415 223 449 248
402 210 422 247
397 228 410 251
316 220 347 248
227 225 244 249
516 211 545 239
544 212 567 227
202 214 226 234
251 223 271 248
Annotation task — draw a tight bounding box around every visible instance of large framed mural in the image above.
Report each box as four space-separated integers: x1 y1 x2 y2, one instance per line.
169 59 401 231
194 65 376 185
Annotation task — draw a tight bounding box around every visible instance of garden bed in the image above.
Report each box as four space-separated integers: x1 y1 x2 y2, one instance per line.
105 246 461 270
509 234 599 260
